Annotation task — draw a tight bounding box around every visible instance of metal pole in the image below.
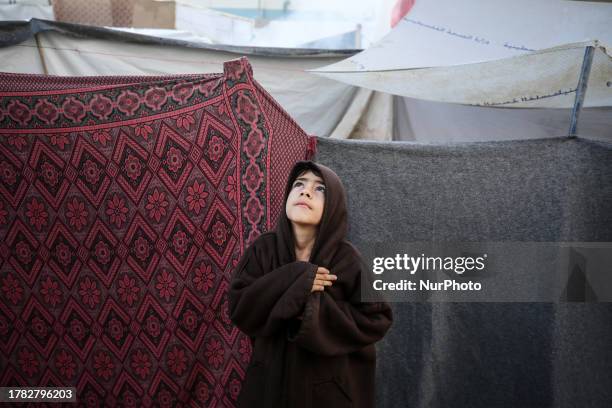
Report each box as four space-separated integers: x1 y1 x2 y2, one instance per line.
568 46 595 137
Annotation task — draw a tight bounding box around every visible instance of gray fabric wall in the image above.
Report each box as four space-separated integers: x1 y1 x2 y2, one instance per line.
314 136 612 408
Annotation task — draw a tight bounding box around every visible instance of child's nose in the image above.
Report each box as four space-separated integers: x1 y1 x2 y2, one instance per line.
300 184 314 197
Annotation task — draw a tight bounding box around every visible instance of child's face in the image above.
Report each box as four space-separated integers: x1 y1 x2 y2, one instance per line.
285 170 325 228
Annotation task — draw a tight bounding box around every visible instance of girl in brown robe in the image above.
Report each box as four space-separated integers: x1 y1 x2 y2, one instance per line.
229 160 393 408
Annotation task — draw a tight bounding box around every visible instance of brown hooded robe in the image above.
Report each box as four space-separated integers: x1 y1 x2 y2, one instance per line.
229 160 393 408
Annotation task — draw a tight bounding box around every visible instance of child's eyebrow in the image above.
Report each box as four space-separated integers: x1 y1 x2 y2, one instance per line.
295 176 325 185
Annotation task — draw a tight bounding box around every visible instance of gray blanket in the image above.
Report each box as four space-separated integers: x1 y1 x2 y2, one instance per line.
314 136 612 408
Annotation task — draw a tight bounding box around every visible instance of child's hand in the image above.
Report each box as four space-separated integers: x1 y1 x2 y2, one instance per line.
311 266 337 292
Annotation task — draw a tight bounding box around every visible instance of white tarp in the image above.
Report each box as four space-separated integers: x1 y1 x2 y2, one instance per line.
318 0 612 70
393 96 612 142
311 0 612 108
0 23 610 142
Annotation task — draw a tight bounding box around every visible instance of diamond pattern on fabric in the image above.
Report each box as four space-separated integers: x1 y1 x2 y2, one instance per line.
0 57 315 406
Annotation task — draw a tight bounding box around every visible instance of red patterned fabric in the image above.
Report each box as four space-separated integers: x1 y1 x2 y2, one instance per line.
0 57 316 407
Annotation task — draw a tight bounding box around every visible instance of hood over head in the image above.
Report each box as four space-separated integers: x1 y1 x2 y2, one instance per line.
275 160 348 267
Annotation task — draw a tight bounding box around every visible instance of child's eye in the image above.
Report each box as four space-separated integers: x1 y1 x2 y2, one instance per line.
316 186 326 193
293 181 303 188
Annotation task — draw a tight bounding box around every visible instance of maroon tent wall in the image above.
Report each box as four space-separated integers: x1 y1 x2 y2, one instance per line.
0 56 315 407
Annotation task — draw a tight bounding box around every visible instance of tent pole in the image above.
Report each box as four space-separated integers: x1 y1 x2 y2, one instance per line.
34 33 49 75
568 45 594 137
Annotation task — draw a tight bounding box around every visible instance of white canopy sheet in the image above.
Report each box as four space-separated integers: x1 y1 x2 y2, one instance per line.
0 23 610 142
311 0 612 108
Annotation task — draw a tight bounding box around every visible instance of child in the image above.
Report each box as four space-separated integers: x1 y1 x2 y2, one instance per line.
229 160 393 408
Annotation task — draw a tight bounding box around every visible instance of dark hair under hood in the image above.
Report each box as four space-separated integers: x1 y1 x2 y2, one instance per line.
274 160 348 268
